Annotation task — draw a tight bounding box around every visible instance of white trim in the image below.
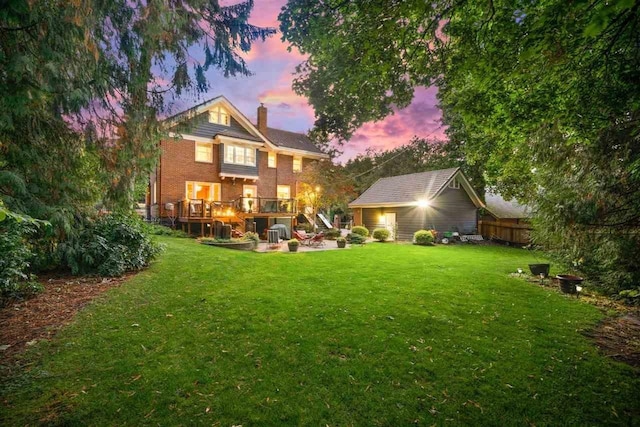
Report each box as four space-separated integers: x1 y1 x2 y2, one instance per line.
293 156 302 172
215 134 264 147
219 173 259 181
167 132 214 144
268 152 277 168
185 181 221 201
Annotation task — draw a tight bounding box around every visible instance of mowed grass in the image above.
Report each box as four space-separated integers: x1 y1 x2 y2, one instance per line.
2 238 639 425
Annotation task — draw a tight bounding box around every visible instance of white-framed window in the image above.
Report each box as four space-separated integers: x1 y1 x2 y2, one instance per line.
185 181 221 201
224 144 256 166
209 105 230 126
448 178 461 189
277 185 291 200
293 156 302 172
268 152 277 168
195 142 213 163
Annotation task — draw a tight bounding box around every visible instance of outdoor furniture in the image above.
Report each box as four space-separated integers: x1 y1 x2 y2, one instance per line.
293 229 312 245
267 229 281 249
309 232 325 247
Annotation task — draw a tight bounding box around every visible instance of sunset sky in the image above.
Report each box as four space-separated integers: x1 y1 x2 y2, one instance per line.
175 0 445 161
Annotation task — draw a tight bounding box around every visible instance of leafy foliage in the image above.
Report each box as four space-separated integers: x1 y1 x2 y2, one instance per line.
351 226 369 237
414 230 434 246
242 232 260 245
372 228 390 242
56 215 162 277
280 0 640 293
324 229 341 240
0 219 42 304
346 233 367 245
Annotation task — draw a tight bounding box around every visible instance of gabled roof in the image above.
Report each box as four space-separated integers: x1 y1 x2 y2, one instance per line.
484 191 530 219
266 127 324 154
349 167 484 208
166 95 327 158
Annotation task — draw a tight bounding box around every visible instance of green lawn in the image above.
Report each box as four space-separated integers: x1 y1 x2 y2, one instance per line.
2 238 639 425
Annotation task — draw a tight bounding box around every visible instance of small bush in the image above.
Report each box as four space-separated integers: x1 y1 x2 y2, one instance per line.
296 223 313 233
372 228 390 242
351 226 369 237
147 224 190 238
346 233 367 244
0 219 42 304
57 214 163 277
287 239 300 246
324 229 341 240
336 236 346 243
242 232 260 245
414 229 435 245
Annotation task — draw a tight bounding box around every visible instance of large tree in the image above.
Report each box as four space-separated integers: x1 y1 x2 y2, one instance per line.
1 0 274 221
280 0 640 291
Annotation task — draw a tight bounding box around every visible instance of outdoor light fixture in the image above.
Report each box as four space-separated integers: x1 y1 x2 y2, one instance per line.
417 199 430 208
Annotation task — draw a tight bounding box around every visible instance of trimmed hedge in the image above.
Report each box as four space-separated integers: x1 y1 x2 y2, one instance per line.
372 228 390 242
351 226 369 237
414 229 435 245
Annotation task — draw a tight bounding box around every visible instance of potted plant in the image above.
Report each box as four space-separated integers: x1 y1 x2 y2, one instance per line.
287 239 300 252
336 237 346 248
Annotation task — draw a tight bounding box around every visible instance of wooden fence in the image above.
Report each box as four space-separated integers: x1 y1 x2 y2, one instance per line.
479 220 531 245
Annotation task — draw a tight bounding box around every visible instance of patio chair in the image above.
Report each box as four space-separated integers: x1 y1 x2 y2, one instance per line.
293 229 311 246
308 232 325 247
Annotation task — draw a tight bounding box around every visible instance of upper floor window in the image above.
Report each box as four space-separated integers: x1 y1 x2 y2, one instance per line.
277 185 291 200
195 142 213 163
268 152 277 168
209 106 230 126
293 156 302 172
448 178 460 190
224 144 256 166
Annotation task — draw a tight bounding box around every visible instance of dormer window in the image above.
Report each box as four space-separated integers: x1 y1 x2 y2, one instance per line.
448 178 461 189
209 105 230 126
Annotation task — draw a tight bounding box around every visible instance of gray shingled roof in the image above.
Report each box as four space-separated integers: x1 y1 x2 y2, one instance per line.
266 127 324 154
484 191 530 219
173 112 262 142
349 168 461 207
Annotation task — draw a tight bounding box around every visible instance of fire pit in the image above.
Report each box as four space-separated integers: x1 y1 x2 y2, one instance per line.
556 274 583 294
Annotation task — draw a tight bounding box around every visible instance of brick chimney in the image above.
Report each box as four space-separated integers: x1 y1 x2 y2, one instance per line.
257 103 268 135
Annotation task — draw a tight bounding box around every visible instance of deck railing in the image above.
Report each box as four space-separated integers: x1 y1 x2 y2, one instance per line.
174 197 298 219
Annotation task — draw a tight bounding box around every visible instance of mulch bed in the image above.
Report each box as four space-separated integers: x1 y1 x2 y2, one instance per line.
0 274 132 366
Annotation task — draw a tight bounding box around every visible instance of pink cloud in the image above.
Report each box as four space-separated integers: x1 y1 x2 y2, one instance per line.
181 0 444 162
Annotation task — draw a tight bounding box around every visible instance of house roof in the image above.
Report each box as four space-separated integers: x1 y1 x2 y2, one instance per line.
166 95 327 158
484 191 530 219
349 167 484 208
175 113 263 142
266 127 324 154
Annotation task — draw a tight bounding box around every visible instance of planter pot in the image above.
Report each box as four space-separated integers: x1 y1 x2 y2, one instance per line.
529 263 550 277
288 244 299 252
556 274 583 294
337 241 346 248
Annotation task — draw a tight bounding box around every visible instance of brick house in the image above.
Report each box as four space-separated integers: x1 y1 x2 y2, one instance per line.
149 96 328 236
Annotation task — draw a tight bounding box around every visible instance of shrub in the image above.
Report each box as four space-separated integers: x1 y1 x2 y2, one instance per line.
414 229 435 245
372 228 390 242
147 224 190 238
351 226 369 237
242 232 260 245
296 223 313 233
336 236 346 243
287 238 300 246
346 233 367 244
324 229 341 240
57 214 163 277
0 219 42 304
